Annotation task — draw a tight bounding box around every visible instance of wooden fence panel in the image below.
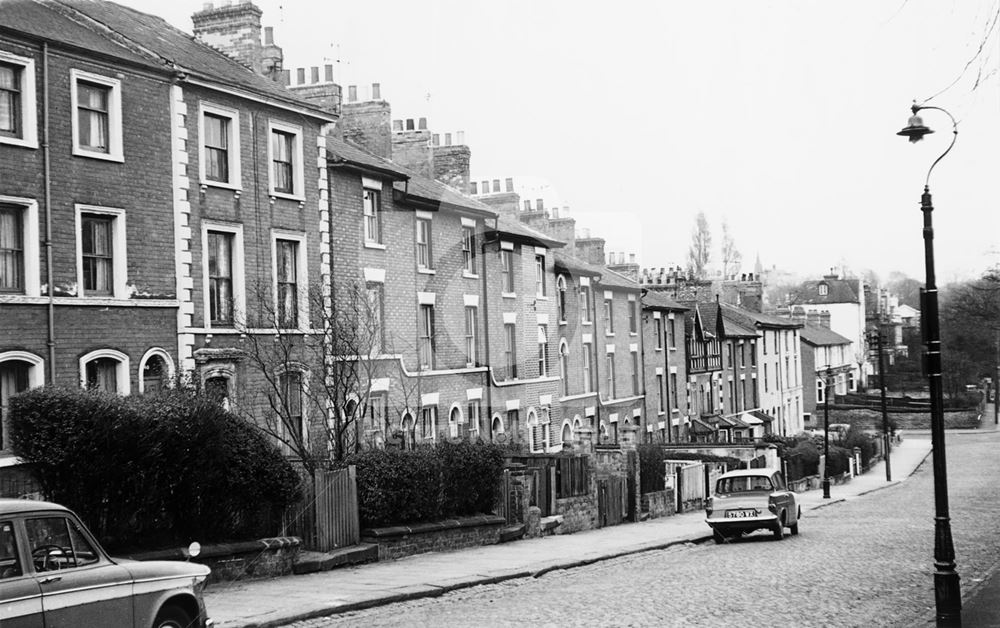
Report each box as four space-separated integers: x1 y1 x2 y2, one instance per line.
284 466 360 552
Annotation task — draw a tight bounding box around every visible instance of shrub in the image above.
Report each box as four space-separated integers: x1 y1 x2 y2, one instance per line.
348 440 507 528
8 387 300 553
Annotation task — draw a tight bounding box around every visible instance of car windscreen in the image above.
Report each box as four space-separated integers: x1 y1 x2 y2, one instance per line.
716 476 774 493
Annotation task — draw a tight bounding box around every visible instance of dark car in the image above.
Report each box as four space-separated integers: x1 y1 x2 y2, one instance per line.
0 498 212 627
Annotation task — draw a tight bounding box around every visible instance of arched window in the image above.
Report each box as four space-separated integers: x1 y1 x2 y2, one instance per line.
561 421 573 446
559 340 569 397
556 275 568 323
400 411 415 449
526 409 540 453
138 348 175 394
449 405 462 439
79 349 129 394
491 413 504 439
1 352 44 452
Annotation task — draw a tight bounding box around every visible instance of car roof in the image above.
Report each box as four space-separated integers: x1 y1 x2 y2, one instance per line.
0 499 70 515
718 469 779 478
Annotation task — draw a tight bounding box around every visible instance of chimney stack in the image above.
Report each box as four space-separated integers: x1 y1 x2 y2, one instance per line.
192 1 265 74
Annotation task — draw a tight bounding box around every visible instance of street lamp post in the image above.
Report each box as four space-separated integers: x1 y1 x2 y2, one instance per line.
822 367 832 499
897 103 961 626
869 327 892 482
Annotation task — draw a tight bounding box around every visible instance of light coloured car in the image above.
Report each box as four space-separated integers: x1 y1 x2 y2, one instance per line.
0 498 212 627
704 468 800 543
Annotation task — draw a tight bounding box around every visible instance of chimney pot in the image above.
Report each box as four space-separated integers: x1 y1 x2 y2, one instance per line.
505 177 513 192
418 117 427 130
310 66 319 83
524 200 531 211
393 119 403 131
456 131 465 144
432 134 440 146
406 119 415 131
348 85 357 102
264 26 274 45
202 2 213 10
444 133 452 146
295 68 305 84
536 199 544 211
552 207 560 219
629 253 636 264
492 179 500 192
324 65 334 82
372 82 381 99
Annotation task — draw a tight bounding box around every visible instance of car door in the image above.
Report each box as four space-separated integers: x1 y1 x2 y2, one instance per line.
25 514 134 628
0 519 44 628
771 471 795 521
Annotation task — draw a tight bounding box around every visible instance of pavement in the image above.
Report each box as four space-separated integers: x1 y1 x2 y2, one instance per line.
203 435 943 628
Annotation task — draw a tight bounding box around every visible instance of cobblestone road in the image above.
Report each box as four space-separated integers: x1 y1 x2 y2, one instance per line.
288 430 1000 627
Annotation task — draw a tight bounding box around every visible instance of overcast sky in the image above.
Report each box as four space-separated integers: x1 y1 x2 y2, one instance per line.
128 0 1000 284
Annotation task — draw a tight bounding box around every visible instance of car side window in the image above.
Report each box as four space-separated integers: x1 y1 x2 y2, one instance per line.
26 516 99 572
773 472 786 491
0 520 22 579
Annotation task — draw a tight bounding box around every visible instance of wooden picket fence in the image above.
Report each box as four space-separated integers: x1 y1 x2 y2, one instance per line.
284 466 360 552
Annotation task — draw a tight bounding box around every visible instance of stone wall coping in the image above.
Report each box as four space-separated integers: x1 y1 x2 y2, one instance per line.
127 536 301 562
362 515 505 539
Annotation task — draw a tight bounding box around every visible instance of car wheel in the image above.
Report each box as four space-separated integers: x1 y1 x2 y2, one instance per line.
154 605 192 628
790 507 801 535
713 529 727 544
773 515 785 541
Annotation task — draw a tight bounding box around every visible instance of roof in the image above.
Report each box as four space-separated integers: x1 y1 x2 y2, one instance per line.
326 137 409 181
52 0 334 120
552 253 638 290
719 302 802 330
393 171 497 219
799 324 852 347
490 215 564 248
718 468 780 478
641 290 688 312
0 498 69 515
0 0 162 69
792 277 862 305
750 410 775 423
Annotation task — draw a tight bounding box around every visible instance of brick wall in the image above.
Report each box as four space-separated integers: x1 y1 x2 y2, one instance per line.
641 489 675 519
361 515 505 561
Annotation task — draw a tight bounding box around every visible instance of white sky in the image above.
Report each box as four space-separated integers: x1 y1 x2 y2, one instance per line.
124 0 1000 283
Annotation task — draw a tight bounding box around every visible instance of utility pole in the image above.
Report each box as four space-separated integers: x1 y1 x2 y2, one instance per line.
873 327 892 482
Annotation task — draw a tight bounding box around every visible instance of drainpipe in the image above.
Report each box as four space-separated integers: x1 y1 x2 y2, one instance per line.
43 43 55 384
481 217 496 439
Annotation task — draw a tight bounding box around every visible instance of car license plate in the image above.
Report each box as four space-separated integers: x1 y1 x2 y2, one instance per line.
725 509 757 518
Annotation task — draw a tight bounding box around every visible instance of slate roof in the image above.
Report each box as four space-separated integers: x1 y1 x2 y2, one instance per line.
792 278 862 305
326 137 409 181
394 173 497 219
50 0 334 120
799 324 852 347
553 253 640 290
0 0 161 69
641 291 688 312
490 215 564 248
719 302 802 330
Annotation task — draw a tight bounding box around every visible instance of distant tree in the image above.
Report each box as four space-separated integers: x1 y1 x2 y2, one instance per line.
939 267 1000 397
686 211 712 279
720 220 742 279
886 271 923 309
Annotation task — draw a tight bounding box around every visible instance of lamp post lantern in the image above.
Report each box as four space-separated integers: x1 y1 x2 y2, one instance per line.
897 102 961 626
822 367 832 499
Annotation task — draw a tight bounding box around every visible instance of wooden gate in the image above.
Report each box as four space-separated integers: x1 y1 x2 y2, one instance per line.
597 476 627 528
667 461 705 512
285 466 360 552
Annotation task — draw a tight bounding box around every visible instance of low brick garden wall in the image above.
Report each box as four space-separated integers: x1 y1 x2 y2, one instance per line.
361 515 505 561
554 494 597 534
130 537 301 584
641 489 675 519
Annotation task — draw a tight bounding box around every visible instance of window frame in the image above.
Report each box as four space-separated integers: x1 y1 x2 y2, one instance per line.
415 217 433 270
278 368 307 450
0 351 44 453
504 322 518 380
198 102 241 189
78 348 130 395
267 120 305 200
75 204 126 299
535 254 546 297
464 305 478 367
582 342 593 393
556 275 567 323
271 231 308 330
418 304 436 370
363 186 382 245
0 51 37 149
70 69 123 161
604 296 614 334
500 248 515 293
461 225 476 275
202 222 246 329
137 347 175 395
537 324 548 377
605 352 616 398
631 350 640 395
366 282 385 354
0 197 39 296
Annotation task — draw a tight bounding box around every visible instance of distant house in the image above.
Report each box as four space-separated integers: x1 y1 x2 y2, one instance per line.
799 324 854 430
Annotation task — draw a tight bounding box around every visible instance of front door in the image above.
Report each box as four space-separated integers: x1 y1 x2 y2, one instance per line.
25 515 133 628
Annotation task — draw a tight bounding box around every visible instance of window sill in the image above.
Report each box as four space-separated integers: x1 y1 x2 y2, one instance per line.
0 136 38 149
269 191 306 203
535 295 549 301
559 320 567 326
200 179 243 192
417 267 436 275
606 332 616 337
502 292 517 299
657 411 666 417
629 332 638 337
581 321 592 326
462 271 479 279
655 347 663 352
73 148 124 163
364 242 387 250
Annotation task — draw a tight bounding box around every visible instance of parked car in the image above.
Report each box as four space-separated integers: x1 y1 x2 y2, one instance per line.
704 468 800 543
0 498 212 627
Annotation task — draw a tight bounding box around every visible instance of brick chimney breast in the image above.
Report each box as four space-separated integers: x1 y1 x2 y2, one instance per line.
192 1 264 74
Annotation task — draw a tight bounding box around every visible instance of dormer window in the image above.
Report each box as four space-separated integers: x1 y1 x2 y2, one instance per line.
818 283 829 296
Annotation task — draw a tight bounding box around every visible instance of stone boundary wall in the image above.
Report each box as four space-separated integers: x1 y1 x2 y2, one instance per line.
131 537 301 584
554 493 597 534
641 489 675 519
361 515 505 561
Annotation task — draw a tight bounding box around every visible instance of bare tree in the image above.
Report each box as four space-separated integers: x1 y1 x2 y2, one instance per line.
686 211 712 279
720 220 742 279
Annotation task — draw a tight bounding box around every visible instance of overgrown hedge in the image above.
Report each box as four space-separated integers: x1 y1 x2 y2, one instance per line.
8 387 301 553
348 440 505 528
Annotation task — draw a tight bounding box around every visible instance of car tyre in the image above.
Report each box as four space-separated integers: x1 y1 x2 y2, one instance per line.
773 515 785 541
154 605 192 628
713 529 727 544
790 507 800 535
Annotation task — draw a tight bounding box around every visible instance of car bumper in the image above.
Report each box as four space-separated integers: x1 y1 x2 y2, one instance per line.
706 514 778 532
